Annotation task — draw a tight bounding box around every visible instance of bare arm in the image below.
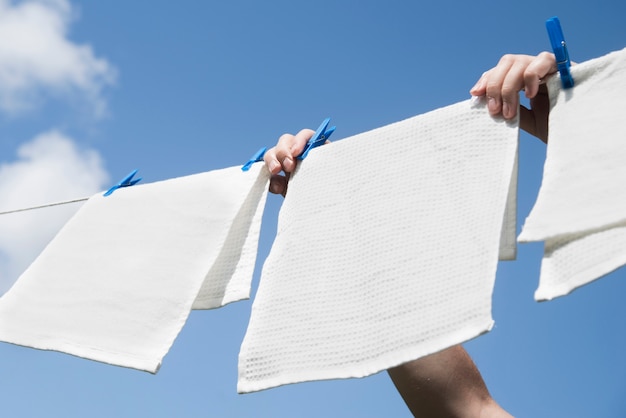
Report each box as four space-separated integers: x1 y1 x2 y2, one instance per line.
388 346 512 418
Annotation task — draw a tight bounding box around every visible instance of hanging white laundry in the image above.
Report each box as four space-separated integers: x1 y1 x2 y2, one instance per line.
238 99 519 393
0 164 269 373
518 47 626 301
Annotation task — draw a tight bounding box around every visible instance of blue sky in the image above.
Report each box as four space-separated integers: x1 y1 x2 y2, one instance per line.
0 0 625 416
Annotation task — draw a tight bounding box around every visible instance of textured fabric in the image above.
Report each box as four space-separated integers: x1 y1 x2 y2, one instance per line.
0 164 268 372
238 99 519 393
518 47 626 301
499 146 518 261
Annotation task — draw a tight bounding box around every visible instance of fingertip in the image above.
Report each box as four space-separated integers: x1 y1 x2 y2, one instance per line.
469 84 482 96
470 72 488 96
268 159 280 173
523 72 541 99
502 93 520 119
487 96 500 115
263 150 281 174
282 156 295 172
502 101 511 119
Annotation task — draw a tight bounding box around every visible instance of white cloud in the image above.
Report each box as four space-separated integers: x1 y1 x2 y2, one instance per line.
0 0 115 115
0 131 109 294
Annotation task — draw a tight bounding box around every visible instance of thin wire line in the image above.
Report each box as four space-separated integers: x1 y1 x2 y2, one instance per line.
0 197 89 216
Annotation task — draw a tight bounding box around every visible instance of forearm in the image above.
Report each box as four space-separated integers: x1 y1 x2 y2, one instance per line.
387 345 512 418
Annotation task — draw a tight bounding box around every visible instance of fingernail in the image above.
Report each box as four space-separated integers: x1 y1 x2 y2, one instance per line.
268 160 279 172
502 102 510 118
470 80 482 94
470 74 486 93
487 97 497 113
283 157 294 172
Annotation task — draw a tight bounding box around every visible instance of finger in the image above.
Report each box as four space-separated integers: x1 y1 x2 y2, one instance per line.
273 129 315 174
291 128 315 154
469 71 490 96
523 51 557 98
485 54 516 116
263 147 282 174
500 58 534 119
275 133 299 172
263 133 299 174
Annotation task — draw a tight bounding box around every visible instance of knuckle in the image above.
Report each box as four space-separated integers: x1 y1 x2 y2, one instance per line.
537 51 554 60
485 81 501 95
275 134 295 154
501 84 518 97
498 54 516 65
278 133 294 144
524 68 540 80
263 147 276 162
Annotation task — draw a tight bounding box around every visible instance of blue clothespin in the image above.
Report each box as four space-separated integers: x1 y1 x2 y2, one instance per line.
297 117 336 160
241 147 267 172
241 118 336 170
546 16 574 89
103 169 142 196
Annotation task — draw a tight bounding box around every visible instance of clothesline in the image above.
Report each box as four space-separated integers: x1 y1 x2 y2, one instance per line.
0 197 89 216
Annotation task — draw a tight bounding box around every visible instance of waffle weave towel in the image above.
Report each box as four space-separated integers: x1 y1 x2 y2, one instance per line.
0 164 268 372
238 99 519 393
518 47 626 301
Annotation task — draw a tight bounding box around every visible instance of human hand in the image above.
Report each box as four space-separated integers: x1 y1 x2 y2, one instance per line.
470 52 558 142
263 128 316 196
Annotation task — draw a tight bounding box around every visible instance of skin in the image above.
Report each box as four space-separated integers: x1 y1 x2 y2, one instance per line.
387 345 511 418
470 52 558 142
263 53 558 417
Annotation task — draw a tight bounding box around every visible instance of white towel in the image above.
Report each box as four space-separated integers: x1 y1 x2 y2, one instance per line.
0 164 269 372
518 47 626 301
238 99 519 393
